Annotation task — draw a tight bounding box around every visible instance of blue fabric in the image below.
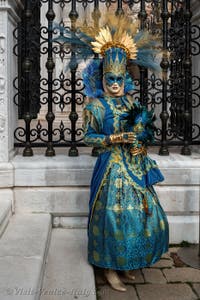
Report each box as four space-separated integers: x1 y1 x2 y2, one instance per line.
87 151 111 233
83 95 169 270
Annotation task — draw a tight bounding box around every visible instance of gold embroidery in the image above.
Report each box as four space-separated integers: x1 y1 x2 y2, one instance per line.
114 230 124 240
112 203 123 212
115 178 123 188
116 217 121 224
117 256 127 266
160 220 165 230
146 253 152 263
144 229 151 237
93 240 98 246
127 232 137 238
93 251 100 262
92 225 100 236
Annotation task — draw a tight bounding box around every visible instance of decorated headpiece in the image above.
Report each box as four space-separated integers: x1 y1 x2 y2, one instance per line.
52 14 161 98
91 24 138 59
102 47 127 76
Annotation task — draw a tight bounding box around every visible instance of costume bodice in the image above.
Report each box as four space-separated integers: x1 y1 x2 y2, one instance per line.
98 95 133 135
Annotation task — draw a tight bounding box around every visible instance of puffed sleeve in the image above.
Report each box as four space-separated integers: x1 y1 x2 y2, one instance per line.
82 101 108 147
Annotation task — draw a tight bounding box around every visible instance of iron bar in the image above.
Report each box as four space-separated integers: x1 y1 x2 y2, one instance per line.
138 0 148 106
181 0 192 155
22 0 33 156
45 0 56 156
68 0 79 156
159 0 169 155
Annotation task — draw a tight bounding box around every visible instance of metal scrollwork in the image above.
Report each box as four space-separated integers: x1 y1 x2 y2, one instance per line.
191 25 200 56
13 0 200 155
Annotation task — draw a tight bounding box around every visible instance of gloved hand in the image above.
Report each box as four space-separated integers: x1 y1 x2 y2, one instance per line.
106 132 137 144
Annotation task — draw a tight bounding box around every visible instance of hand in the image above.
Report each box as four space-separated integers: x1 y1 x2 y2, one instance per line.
108 132 137 144
122 132 137 144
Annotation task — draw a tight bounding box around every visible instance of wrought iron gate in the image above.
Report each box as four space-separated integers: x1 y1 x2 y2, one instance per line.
13 0 200 156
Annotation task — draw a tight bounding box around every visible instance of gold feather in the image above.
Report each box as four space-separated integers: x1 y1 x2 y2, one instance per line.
78 12 161 61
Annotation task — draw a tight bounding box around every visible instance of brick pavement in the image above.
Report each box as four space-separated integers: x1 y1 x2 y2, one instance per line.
94 247 200 300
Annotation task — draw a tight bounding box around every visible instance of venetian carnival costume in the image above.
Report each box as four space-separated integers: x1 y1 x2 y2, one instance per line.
53 14 169 291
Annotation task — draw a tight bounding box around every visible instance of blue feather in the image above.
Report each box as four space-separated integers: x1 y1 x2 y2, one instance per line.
82 59 104 98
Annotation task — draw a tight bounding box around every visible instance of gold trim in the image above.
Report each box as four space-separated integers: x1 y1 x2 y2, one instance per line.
101 42 132 59
130 145 147 156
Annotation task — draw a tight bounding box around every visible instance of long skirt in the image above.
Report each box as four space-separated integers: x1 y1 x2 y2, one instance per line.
87 155 169 270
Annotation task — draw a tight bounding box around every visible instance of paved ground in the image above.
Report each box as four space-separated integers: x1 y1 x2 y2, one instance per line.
94 247 200 300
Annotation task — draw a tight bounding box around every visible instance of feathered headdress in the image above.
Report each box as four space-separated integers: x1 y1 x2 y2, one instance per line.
52 14 162 98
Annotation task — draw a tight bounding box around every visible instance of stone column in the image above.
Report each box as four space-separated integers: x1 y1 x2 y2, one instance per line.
0 0 21 163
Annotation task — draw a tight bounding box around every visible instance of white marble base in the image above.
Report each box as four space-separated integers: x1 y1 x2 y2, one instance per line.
0 152 199 244
14 186 199 215
40 228 96 300
155 186 199 213
52 215 199 244
0 197 12 238
12 152 200 186
53 216 88 228
0 163 14 188
0 189 14 213
0 214 52 300
14 187 89 215
168 216 199 244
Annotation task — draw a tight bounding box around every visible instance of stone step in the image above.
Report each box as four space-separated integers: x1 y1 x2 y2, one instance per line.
0 197 12 238
0 213 52 300
12 152 200 187
14 186 199 215
40 228 96 300
14 186 199 243
51 215 199 244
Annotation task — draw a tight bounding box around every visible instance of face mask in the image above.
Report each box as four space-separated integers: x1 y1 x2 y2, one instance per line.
104 72 124 87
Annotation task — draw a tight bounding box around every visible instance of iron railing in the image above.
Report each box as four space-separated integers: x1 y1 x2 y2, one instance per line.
13 0 200 156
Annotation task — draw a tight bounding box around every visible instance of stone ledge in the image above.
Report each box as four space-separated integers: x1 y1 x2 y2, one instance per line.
0 163 14 188
54 215 198 244
0 214 52 300
14 186 199 214
53 216 88 229
168 215 199 244
10 152 200 186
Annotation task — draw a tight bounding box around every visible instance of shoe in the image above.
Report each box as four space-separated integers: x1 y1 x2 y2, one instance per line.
104 269 127 292
123 270 136 280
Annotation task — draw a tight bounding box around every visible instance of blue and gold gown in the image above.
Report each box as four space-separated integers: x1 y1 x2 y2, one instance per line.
83 94 169 270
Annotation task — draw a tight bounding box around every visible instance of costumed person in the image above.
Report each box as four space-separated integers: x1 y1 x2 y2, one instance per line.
53 15 169 292
82 16 169 292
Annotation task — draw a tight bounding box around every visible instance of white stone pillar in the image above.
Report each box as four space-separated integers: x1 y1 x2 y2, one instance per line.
0 0 21 163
